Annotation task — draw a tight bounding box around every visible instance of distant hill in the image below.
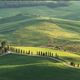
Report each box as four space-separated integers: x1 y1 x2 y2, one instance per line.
0 1 70 8
0 1 80 53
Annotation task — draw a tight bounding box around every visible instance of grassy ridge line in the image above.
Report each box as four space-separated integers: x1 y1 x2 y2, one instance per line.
37 17 80 23
0 16 80 34
0 15 80 25
8 46 80 68
13 46 80 58
13 46 80 63
0 16 79 34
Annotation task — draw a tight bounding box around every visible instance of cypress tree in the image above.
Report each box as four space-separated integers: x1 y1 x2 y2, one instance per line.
51 53 53 57
21 49 23 54
41 51 43 56
55 53 58 58
28 50 30 55
45 52 48 56
50 52 52 56
15 48 18 53
31 52 33 55
1 41 6 48
38 51 40 55
43 52 45 56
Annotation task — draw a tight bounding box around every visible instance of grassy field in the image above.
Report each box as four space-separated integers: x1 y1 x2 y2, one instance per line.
0 54 80 80
12 46 80 64
0 2 80 52
0 1 80 80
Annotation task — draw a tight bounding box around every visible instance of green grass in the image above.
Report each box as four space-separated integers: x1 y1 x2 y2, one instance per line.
0 7 80 43
13 46 80 63
5 18 79 53
0 2 80 80
0 54 80 80
0 1 80 52
0 18 80 52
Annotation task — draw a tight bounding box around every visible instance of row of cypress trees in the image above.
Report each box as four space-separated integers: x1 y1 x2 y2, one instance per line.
9 46 33 55
7 46 80 68
37 51 58 57
9 46 58 58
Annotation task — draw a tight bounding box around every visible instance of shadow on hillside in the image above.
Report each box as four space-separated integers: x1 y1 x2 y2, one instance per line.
0 54 58 66
0 62 80 80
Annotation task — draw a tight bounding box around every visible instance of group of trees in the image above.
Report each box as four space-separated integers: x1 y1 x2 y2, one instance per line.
1 42 79 67
0 41 9 54
0 41 59 58
70 62 80 67
37 51 58 58
9 46 59 58
9 47 33 55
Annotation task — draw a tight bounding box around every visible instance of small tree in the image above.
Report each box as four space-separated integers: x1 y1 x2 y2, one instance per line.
41 51 43 56
21 49 23 54
45 52 47 56
38 51 41 55
31 52 33 55
1 41 6 48
0 41 9 54
51 53 54 57
28 50 30 55
55 53 58 58
22 50 25 54
70 62 75 67
42 53 45 56
15 48 18 53
4 47 8 53
49 52 52 56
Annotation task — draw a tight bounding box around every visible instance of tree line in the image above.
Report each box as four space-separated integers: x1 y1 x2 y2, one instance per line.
0 41 79 67
9 46 59 58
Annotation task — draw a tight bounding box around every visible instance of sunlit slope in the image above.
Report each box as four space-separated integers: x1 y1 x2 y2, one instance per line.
14 46 80 63
12 20 80 41
0 2 80 52
0 18 80 52
0 54 80 80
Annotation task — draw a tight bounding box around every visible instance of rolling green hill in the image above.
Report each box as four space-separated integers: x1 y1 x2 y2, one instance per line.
0 54 80 80
0 1 80 80
0 1 80 53
13 46 80 63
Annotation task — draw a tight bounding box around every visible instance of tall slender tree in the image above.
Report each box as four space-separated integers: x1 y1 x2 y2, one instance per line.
1 41 6 48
